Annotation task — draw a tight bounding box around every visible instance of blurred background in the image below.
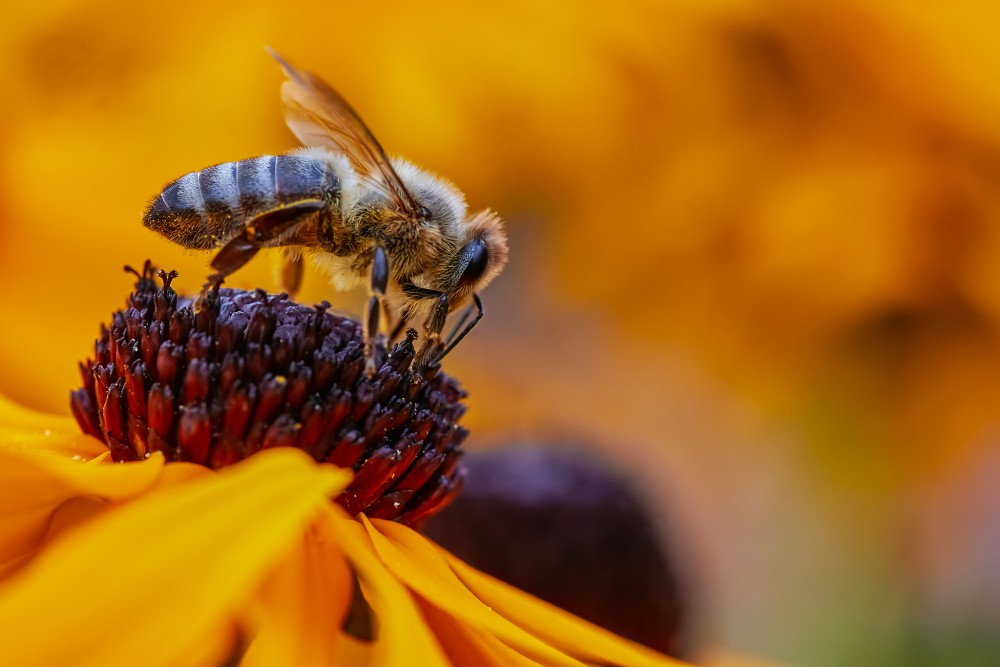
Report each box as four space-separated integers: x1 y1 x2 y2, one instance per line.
2 1 1000 664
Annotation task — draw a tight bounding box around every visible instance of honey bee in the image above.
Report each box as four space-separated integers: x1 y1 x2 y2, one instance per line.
143 48 508 375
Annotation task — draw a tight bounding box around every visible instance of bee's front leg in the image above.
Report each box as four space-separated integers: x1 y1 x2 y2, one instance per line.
363 245 389 378
414 293 449 372
431 293 483 366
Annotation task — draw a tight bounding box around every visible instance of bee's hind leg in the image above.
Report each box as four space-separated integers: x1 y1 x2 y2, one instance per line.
363 245 390 378
204 200 325 297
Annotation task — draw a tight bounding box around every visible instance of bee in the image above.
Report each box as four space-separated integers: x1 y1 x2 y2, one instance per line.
142 49 508 375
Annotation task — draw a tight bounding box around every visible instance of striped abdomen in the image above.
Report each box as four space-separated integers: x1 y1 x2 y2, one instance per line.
143 153 341 249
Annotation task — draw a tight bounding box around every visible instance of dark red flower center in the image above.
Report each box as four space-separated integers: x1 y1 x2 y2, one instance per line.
71 262 467 526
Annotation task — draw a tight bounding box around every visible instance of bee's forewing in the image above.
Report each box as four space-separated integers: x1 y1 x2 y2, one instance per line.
268 47 418 215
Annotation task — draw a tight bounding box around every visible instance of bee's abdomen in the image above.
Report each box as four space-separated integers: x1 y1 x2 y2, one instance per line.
143 154 339 249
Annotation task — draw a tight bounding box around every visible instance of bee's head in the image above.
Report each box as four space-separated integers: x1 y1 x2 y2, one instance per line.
393 210 507 314
390 210 507 369
437 210 509 308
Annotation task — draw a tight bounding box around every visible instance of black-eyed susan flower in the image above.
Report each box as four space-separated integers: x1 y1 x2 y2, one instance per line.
0 268 691 667
70 263 466 526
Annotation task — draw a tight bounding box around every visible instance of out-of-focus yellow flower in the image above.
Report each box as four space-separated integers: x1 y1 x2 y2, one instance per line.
0 396 687 666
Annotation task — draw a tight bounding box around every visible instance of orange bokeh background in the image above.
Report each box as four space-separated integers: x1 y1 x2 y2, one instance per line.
2 1 1000 664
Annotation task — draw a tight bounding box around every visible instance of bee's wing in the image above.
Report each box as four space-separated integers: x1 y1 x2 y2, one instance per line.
268 47 419 215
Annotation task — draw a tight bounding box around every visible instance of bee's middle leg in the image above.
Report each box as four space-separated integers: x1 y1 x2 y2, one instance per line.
363 245 389 378
279 248 304 296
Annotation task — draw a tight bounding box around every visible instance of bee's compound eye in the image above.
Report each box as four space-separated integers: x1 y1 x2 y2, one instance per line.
418 205 432 221
458 239 489 287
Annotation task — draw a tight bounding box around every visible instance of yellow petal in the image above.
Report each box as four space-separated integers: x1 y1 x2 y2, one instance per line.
0 448 350 667
150 460 217 489
331 632 377 666
0 448 164 566
362 516 587 667
0 495 107 581
0 395 76 430
443 544 688 667
242 523 354 667
417 596 548 666
368 518 689 667
0 395 107 460
320 506 451 667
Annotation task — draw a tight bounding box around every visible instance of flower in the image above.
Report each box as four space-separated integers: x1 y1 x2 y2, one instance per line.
70 263 466 526
0 275 689 666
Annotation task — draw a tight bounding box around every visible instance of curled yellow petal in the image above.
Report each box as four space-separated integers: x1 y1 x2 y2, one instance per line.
417 596 548 666
362 516 586 667
148 460 217 490
443 545 688 667
241 524 354 667
320 506 450 667
0 448 164 566
0 494 108 581
368 517 688 667
0 448 350 667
